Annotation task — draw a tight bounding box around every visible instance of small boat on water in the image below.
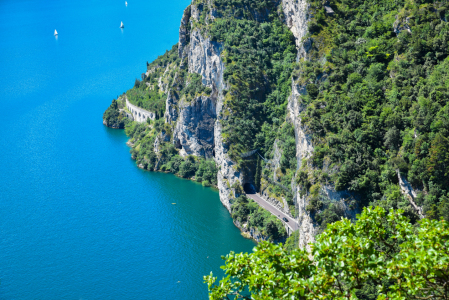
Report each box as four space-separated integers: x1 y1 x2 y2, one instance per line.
54 29 58 36
125 1 128 6
120 21 124 28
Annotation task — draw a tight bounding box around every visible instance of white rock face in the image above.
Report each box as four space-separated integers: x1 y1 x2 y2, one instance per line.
188 28 225 89
178 6 191 58
126 98 155 123
288 81 314 169
154 130 171 154
282 0 310 58
168 2 241 212
214 113 243 212
171 3 227 158
282 0 314 169
282 1 320 249
173 95 217 158
272 140 283 182
397 170 425 219
158 65 172 93
287 82 317 248
294 189 317 251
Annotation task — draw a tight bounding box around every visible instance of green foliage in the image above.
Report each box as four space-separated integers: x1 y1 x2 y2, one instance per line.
231 195 287 241
213 0 276 19
296 0 449 221
283 230 299 254
279 124 297 172
167 155 184 174
103 99 129 129
205 206 449 299
178 156 198 178
196 159 218 186
209 5 296 163
123 119 218 185
126 82 166 120
126 45 180 118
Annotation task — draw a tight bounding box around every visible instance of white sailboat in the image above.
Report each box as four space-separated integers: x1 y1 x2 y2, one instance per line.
120 21 124 28
125 1 128 6
54 29 58 36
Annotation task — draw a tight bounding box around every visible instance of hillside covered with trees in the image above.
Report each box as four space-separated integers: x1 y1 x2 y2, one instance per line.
104 0 449 294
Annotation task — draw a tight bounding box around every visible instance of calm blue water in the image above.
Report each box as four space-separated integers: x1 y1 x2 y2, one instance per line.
0 1 255 299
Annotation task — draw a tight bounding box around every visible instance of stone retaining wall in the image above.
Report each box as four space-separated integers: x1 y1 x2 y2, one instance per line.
126 97 156 123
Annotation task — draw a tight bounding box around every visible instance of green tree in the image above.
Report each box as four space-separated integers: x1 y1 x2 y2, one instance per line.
205 207 449 299
428 133 449 187
283 230 299 254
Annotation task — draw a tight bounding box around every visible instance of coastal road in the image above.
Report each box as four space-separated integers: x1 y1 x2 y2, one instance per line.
246 192 299 233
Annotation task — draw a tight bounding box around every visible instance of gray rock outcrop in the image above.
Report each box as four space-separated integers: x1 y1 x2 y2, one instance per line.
188 28 225 90
179 6 191 58
170 2 242 211
397 170 425 219
282 0 310 59
173 95 217 158
154 130 171 154
282 1 358 249
393 16 412 35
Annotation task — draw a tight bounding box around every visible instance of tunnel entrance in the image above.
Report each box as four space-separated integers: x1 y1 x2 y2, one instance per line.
175 140 182 149
243 183 256 195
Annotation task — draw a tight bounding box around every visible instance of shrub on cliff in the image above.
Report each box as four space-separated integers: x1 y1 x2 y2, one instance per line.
167 155 184 174
178 157 198 178
103 99 128 129
231 196 286 241
195 160 218 186
205 206 449 299
296 0 449 223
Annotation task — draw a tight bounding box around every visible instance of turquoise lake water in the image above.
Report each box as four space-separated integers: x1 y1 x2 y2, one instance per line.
0 0 256 298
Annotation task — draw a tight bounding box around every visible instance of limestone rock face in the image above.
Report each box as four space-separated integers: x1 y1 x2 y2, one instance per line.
188 28 225 90
397 170 424 218
172 11 225 158
282 0 310 58
215 116 243 212
165 90 179 125
157 65 172 94
272 140 283 182
173 95 217 158
169 3 242 212
286 81 317 248
393 16 412 35
154 130 171 154
178 6 191 58
282 1 358 248
288 81 313 169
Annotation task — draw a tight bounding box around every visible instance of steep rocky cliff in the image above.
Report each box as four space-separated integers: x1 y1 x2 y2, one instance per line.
105 0 449 247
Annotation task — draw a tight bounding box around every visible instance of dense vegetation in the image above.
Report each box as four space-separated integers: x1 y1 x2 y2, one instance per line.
106 0 449 247
231 195 287 242
125 121 218 187
206 206 449 299
101 0 449 296
125 45 180 118
103 98 129 129
202 0 449 298
197 0 301 223
209 7 296 164
296 0 449 224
